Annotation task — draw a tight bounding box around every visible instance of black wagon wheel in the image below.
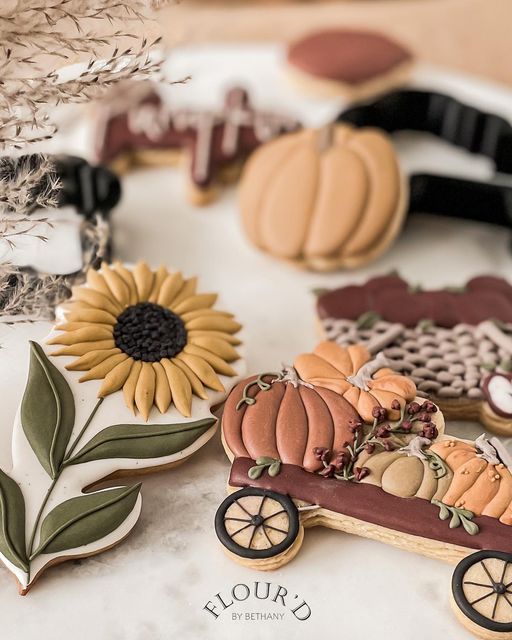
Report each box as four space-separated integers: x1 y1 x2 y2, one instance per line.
215 487 299 560
452 550 512 635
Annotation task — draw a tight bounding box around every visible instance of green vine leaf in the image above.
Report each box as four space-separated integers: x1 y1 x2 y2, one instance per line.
21 341 75 478
31 484 141 558
431 499 479 536
65 418 216 466
461 517 480 536
248 458 281 480
248 465 265 480
0 469 28 572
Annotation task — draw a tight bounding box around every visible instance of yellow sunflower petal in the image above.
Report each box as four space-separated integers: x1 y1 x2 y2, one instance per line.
148 265 169 303
101 262 131 307
98 357 135 397
55 322 114 332
171 277 197 307
86 269 113 298
175 352 224 392
79 353 129 382
188 336 240 362
184 344 237 377
185 315 242 334
171 293 218 315
65 347 121 371
123 360 142 414
187 330 241 346
172 357 208 400
50 340 116 357
72 287 122 317
180 309 234 323
65 308 117 325
157 271 184 307
113 261 138 305
160 359 192 417
152 361 172 413
47 326 115 346
135 361 155 421
133 261 154 302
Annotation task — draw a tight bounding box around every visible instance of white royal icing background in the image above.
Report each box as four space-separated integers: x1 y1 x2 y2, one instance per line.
1 43 512 640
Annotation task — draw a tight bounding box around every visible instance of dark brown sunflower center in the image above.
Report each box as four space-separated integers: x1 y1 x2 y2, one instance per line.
113 302 187 362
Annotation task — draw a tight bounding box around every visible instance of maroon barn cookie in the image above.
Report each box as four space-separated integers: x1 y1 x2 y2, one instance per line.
286 29 414 101
95 86 300 206
317 275 512 436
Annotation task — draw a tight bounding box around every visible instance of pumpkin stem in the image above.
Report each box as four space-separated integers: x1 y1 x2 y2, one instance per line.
316 123 335 152
346 352 390 391
280 365 314 389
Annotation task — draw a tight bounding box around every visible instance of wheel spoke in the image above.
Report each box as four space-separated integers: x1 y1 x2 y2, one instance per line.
481 561 497 587
232 523 253 538
263 509 286 522
225 517 252 523
469 590 496 606
503 594 512 610
257 495 267 516
262 526 273 548
248 524 258 549
500 561 509 584
263 523 288 535
464 581 495 589
492 592 500 620
235 499 254 518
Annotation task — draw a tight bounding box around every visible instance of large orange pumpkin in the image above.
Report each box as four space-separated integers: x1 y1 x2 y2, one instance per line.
294 341 416 422
222 371 361 472
239 124 407 271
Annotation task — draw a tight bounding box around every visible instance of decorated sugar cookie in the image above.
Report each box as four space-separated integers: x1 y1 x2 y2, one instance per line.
215 342 512 640
0 261 244 594
316 275 512 435
239 123 407 271
95 86 299 206
285 29 414 101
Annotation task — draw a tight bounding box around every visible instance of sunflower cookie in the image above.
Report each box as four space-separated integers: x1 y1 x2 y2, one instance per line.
285 29 414 101
0 261 244 594
316 275 512 436
95 86 299 206
215 343 512 640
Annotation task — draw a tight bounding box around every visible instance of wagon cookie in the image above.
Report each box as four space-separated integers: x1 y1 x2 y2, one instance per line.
239 123 407 271
215 345 512 639
316 275 512 435
0 261 244 594
285 29 414 101
95 85 299 206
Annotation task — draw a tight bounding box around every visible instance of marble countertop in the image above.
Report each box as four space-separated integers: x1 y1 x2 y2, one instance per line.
2 43 512 640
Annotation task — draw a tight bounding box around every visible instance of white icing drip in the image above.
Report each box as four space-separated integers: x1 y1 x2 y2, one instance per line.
128 102 171 141
487 374 512 416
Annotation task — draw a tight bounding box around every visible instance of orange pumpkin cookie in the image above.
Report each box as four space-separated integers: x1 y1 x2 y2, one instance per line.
239 124 407 271
294 341 416 422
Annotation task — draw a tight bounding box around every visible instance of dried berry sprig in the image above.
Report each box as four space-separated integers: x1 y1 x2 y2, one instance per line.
314 399 439 483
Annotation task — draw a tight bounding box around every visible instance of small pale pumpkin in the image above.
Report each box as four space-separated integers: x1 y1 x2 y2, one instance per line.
239 123 407 271
294 341 416 422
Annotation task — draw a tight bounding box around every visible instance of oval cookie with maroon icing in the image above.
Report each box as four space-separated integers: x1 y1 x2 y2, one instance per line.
239 124 407 271
286 29 414 101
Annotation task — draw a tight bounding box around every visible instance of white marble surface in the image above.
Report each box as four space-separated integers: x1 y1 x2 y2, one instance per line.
1 43 512 640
